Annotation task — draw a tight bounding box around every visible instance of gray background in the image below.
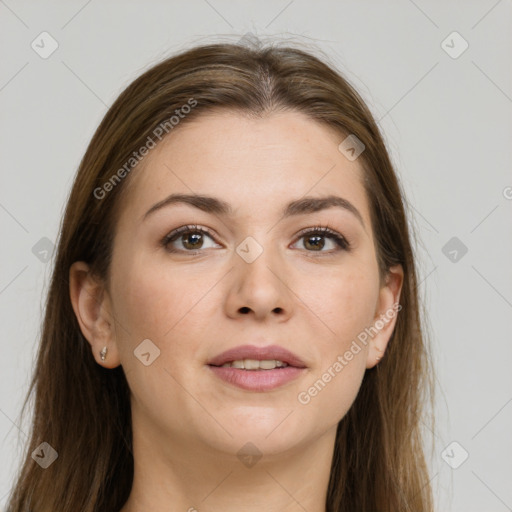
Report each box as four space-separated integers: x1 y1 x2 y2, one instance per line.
1 1 511 510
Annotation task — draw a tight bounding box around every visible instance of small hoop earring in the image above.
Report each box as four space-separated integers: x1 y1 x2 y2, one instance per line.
100 346 108 362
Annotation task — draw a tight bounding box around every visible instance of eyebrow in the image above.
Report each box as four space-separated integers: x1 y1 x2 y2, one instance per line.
142 193 365 228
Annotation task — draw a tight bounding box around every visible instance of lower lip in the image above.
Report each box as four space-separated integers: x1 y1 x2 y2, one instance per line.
207 365 306 391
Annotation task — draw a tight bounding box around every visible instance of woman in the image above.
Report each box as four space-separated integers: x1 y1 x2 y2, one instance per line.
6 39 434 511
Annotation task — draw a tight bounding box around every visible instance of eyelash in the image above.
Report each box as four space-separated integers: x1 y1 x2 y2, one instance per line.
161 223 351 256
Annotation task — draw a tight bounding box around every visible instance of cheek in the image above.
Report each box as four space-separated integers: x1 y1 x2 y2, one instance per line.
295 260 379 347
111 254 218 353
298 354 367 429
294 268 375 423
115 269 175 340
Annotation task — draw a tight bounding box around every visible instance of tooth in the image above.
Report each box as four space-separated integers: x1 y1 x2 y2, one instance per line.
223 359 289 370
243 359 261 370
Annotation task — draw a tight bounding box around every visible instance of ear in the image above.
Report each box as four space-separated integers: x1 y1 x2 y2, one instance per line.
366 264 404 369
69 261 121 368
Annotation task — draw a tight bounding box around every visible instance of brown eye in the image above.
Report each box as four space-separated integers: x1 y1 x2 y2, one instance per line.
181 232 204 250
303 234 327 251
161 225 219 253
293 226 350 253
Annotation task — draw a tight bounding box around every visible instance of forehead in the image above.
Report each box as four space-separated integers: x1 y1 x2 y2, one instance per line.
116 110 370 227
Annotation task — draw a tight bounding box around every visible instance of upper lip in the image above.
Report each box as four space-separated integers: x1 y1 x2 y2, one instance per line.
207 344 307 368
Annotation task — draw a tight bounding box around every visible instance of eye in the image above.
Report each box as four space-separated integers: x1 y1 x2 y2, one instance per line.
291 225 350 254
161 224 351 255
161 224 220 253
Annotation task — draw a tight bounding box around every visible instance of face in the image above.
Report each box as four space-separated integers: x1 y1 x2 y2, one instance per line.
74 110 402 461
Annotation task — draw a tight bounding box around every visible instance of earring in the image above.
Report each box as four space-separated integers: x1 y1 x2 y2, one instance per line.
100 346 108 361
375 346 383 362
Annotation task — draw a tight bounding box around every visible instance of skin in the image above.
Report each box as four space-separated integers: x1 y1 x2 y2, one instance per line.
69 110 403 512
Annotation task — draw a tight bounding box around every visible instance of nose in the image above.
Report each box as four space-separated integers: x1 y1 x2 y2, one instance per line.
224 242 294 322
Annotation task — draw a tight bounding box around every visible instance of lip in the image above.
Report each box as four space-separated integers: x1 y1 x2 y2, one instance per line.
207 344 307 369
208 365 306 391
206 344 307 392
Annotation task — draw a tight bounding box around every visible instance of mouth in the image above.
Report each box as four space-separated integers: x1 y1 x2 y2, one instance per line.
206 344 307 391
207 344 307 369
212 359 292 370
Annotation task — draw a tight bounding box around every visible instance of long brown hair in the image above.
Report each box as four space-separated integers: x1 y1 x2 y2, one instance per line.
6 38 435 512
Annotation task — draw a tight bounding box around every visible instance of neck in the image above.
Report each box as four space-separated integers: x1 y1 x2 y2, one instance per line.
120 419 337 512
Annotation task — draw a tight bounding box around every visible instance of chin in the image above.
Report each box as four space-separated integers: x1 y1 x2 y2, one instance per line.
199 416 311 456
